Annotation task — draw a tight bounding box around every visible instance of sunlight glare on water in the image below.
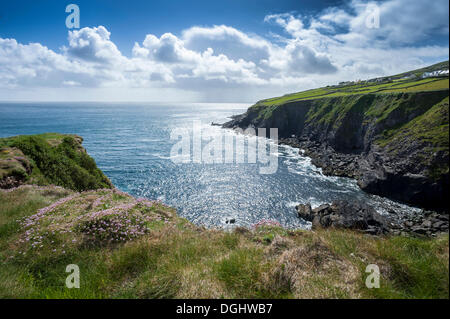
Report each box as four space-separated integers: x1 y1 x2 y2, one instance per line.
0 102 420 229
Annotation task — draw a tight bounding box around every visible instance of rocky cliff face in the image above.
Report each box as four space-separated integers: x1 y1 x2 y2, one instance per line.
224 90 449 211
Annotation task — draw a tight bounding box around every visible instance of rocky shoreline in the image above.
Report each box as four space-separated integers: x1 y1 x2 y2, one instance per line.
222 91 449 237
223 91 449 212
296 200 448 237
282 136 449 237
278 136 449 213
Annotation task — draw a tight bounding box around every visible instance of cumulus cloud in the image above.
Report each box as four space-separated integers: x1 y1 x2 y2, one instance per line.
64 26 124 64
264 13 304 38
183 25 271 61
132 31 261 87
0 0 448 101
0 38 80 88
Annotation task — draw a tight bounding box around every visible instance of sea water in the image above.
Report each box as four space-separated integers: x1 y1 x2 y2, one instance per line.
0 102 419 229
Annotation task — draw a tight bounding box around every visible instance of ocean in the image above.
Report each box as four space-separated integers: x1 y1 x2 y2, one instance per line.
0 102 419 229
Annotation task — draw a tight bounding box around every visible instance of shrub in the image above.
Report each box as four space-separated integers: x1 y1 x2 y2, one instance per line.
8 135 111 191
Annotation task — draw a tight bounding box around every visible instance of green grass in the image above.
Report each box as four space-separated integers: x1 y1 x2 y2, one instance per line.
385 79 449 93
0 186 73 249
369 236 449 298
216 247 270 298
0 185 448 299
0 133 112 191
256 75 448 107
377 97 449 148
374 96 449 178
243 80 448 176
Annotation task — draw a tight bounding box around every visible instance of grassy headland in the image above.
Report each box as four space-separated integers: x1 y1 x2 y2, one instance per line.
257 61 449 106
224 62 449 210
0 133 112 191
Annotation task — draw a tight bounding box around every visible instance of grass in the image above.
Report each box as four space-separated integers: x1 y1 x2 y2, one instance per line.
0 185 448 299
0 133 112 191
255 74 448 107
374 96 449 178
377 97 449 149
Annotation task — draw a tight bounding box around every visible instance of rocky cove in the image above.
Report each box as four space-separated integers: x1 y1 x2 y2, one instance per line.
0 122 448 299
223 90 449 236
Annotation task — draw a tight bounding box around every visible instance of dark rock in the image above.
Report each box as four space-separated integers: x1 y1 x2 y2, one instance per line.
296 203 312 221
312 215 322 229
297 200 389 235
422 220 432 228
411 226 428 235
296 200 448 237
312 204 331 215
432 221 445 229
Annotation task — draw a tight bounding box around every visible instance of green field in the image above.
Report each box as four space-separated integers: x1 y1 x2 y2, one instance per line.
259 77 448 106
258 61 449 106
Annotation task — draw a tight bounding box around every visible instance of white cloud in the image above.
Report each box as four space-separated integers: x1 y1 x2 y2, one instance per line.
65 26 124 63
318 0 449 47
182 25 271 62
265 13 304 38
0 0 448 102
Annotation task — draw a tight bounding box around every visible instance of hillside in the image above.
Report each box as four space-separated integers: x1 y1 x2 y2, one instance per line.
224 62 449 211
0 184 448 299
0 133 112 191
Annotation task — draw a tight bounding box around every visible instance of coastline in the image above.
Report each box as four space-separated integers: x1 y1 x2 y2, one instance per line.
222 91 449 213
280 138 448 237
1 130 448 237
0 132 448 298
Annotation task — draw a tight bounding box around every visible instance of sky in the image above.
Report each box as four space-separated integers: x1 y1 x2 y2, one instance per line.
0 0 448 102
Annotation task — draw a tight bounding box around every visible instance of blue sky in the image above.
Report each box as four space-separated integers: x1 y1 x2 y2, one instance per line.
1 0 348 54
0 0 448 102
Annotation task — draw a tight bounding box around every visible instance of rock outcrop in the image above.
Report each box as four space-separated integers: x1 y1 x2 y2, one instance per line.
296 201 389 235
296 201 449 236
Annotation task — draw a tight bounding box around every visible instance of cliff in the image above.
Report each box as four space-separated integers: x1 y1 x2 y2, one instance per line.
224 88 449 211
0 133 113 191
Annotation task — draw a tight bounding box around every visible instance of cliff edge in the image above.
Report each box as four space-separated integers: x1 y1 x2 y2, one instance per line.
224 63 449 211
0 133 113 191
